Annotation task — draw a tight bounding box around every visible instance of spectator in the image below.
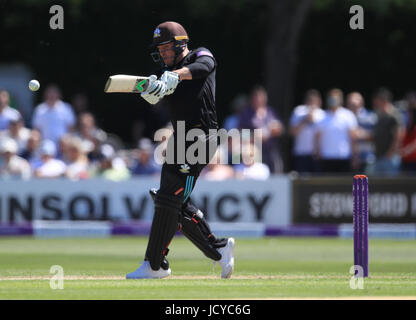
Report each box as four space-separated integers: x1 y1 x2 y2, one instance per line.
238 85 284 173
0 117 31 156
400 91 416 172
200 149 234 180
223 95 248 165
31 84 76 146
367 88 405 176
20 130 42 168
234 141 270 180
75 112 107 155
223 94 248 131
34 140 67 178
57 134 71 161
130 138 161 176
0 89 22 130
63 136 89 180
87 134 108 163
289 89 325 173
0 137 31 180
89 144 131 181
346 92 377 171
314 88 358 173
71 93 89 116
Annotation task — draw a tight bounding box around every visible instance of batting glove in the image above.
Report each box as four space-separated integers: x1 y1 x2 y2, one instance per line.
141 75 167 105
160 71 180 95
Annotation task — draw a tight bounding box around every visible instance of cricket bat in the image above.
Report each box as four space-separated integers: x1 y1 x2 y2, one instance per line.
104 75 151 93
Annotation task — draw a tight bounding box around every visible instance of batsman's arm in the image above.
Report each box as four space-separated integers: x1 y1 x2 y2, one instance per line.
174 55 216 80
173 67 192 80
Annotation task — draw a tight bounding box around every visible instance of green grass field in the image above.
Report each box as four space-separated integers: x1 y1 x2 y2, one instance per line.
0 236 415 299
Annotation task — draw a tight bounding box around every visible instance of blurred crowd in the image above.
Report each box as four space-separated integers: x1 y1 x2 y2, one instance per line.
288 87 416 176
1 83 415 181
222 85 416 177
0 85 154 181
204 85 416 177
0 84 274 181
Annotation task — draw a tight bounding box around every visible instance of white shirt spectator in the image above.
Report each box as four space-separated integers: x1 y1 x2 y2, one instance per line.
34 139 67 178
0 138 31 180
36 158 67 178
0 155 32 180
316 107 358 159
66 161 88 180
0 106 22 130
0 126 31 155
290 105 325 155
32 100 76 145
235 162 270 180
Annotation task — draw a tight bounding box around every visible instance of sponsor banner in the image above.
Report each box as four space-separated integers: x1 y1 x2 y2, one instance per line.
0 223 33 236
111 221 151 236
2 221 415 239
0 177 291 225
208 222 265 238
265 224 339 237
32 220 111 238
189 176 291 225
339 223 416 239
293 177 416 223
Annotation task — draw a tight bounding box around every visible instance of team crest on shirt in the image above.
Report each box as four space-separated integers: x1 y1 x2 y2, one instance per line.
179 164 190 174
153 28 161 38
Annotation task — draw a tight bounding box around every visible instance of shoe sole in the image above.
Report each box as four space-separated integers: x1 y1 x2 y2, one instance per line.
126 275 170 279
222 238 235 279
126 269 171 279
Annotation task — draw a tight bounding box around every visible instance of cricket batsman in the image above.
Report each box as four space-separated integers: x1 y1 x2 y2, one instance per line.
126 21 235 279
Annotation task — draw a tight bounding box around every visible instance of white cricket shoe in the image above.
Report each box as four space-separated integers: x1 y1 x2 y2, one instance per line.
126 261 171 279
217 238 235 279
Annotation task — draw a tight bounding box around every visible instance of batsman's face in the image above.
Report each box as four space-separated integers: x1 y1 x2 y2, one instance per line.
157 42 176 66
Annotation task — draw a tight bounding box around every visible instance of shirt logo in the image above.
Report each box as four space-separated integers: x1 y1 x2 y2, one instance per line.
179 164 190 174
196 50 213 58
153 28 161 38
